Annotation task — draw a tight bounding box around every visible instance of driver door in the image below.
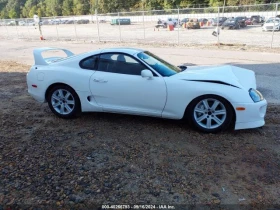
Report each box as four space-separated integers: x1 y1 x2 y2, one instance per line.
89 53 167 117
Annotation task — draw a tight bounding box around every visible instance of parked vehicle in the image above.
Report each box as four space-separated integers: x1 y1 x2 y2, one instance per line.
212 17 227 26
41 20 50 25
180 18 189 26
159 18 179 27
251 15 265 24
60 19 69 24
235 16 247 27
208 18 215 24
185 18 200 29
221 17 246 29
111 18 131 25
65 20 74 24
18 21 26 26
27 47 267 132
245 18 253 25
155 19 167 28
262 18 280 31
76 19 89 24
49 20 60 25
198 18 208 24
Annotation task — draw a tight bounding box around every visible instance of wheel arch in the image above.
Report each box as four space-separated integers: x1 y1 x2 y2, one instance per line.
183 94 236 128
45 82 82 118
45 82 79 102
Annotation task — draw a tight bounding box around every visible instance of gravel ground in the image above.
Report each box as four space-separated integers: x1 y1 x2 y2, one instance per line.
0 61 280 209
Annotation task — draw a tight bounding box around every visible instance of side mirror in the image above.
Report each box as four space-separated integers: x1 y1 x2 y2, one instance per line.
141 70 153 79
177 65 187 71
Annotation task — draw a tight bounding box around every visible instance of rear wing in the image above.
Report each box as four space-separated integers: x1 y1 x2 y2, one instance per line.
33 47 75 65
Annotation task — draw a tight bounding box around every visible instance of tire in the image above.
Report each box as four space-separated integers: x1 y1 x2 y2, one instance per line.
187 95 233 133
47 85 81 119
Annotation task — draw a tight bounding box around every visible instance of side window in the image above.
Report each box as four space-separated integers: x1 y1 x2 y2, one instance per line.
97 53 147 76
80 55 98 70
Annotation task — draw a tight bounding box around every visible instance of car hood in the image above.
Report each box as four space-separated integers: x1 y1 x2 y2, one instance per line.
171 65 256 90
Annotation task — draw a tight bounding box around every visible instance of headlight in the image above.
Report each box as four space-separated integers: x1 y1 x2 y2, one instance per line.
249 88 264 102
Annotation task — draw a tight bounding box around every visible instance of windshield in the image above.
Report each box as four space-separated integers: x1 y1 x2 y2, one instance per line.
224 18 235 23
213 17 225 22
266 19 280 23
137 51 180 77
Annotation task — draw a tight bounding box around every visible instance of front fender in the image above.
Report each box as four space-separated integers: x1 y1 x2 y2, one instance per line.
162 79 252 119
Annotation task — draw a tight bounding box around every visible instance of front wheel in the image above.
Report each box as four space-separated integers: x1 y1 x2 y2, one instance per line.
47 85 81 119
187 95 233 133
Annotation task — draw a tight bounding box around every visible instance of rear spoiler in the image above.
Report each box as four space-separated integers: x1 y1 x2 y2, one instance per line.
33 47 75 65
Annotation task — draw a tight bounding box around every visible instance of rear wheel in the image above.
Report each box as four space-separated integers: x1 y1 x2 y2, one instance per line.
187 95 233 133
47 85 81 119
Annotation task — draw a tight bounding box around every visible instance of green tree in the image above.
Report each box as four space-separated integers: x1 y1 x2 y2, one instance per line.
45 0 62 16
6 0 25 18
62 0 73 16
29 5 38 17
37 0 46 17
0 8 8 18
73 0 89 15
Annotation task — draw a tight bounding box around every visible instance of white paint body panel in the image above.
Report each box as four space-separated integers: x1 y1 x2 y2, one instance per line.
26 47 267 131
90 71 166 117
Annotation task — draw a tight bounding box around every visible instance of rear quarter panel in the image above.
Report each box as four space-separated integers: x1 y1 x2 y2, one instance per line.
36 62 94 93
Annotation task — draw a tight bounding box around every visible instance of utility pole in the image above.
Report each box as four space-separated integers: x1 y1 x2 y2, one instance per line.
222 0 226 14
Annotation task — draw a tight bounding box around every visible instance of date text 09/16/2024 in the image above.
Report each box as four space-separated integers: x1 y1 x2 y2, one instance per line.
101 205 175 209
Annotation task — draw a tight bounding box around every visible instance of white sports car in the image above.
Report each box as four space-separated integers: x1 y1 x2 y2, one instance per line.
26 47 267 133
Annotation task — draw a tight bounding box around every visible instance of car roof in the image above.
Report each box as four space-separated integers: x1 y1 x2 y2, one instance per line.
100 47 144 55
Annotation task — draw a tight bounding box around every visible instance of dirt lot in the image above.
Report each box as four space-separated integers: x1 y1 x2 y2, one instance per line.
0 60 280 209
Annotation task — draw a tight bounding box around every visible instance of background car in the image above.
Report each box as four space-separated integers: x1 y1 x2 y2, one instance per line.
212 17 227 26
26 47 267 133
41 20 50 25
185 18 200 29
60 19 69 24
6 21 16 26
251 15 265 24
245 17 253 25
76 19 89 24
18 21 26 26
235 16 247 27
180 18 189 26
111 18 131 25
65 20 74 24
262 18 280 31
198 18 208 25
221 17 246 29
163 18 179 26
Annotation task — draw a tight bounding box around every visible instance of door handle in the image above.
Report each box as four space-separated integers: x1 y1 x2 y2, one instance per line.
99 80 108 83
93 78 108 83
93 78 100 82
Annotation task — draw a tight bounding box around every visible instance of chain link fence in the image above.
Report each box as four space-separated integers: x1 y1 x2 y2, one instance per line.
0 3 279 47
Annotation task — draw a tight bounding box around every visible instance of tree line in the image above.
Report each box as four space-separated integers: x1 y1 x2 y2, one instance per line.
0 0 274 19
